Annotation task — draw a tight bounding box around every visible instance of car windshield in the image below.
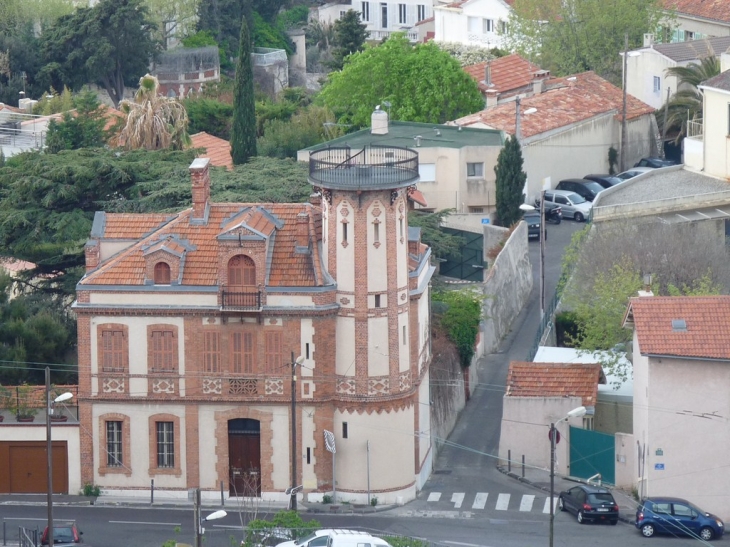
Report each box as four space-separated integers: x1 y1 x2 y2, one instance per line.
584 182 603 193
617 172 635 180
297 533 319 546
53 527 75 541
588 493 615 504
567 193 586 204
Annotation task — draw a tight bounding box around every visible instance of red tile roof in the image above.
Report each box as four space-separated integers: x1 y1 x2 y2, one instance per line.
190 132 233 170
463 54 543 94
102 214 175 239
663 0 730 24
506 361 604 405
455 71 656 137
626 296 730 359
82 203 325 287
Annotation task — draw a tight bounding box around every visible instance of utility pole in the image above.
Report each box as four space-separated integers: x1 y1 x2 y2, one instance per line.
661 87 671 157
194 487 201 547
290 351 298 511
514 96 522 142
46 367 54 547
620 33 629 172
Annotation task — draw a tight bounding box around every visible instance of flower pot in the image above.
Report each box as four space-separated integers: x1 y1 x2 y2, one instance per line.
50 415 68 422
17 415 35 422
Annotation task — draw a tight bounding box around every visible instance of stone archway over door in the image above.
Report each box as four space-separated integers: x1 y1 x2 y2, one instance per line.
228 418 261 496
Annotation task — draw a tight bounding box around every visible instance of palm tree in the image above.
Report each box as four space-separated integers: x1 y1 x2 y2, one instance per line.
118 74 190 150
659 54 720 142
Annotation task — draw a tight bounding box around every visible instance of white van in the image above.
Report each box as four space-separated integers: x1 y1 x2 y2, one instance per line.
276 530 370 547
328 531 392 547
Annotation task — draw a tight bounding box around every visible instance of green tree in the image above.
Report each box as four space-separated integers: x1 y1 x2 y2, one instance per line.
40 0 159 107
258 105 339 158
432 288 482 368
230 16 257 165
505 0 664 83
659 55 720 142
184 97 234 139
144 0 199 49
494 135 526 227
0 24 46 105
330 10 368 71
407 209 465 260
45 89 109 152
318 34 484 127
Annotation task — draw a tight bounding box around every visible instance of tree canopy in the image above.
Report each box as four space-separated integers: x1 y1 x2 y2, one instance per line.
45 89 109 152
39 0 159 107
504 0 664 83
329 10 368 71
318 34 484 127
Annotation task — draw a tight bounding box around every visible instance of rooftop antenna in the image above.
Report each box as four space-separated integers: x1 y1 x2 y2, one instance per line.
382 100 392 118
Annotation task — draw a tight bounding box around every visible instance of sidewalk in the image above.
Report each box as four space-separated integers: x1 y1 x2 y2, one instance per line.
496 464 639 524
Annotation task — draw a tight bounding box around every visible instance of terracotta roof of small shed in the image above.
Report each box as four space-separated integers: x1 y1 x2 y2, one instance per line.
190 132 233 170
663 0 730 24
625 296 730 359
455 71 655 138
506 361 605 406
463 54 543 94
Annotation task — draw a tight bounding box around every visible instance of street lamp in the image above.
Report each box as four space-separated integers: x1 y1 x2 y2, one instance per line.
46 366 73 547
549 406 587 547
519 196 545 317
290 353 305 511
195 506 227 547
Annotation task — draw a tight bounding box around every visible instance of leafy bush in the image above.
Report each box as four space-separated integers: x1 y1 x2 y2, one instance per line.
435 42 507 66
432 288 482 368
322 494 333 504
82 483 101 497
184 98 234 140
258 105 339 158
383 536 429 547
245 511 320 546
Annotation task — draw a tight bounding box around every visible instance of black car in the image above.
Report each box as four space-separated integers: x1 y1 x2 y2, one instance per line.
523 212 544 240
634 157 678 168
635 497 724 541
558 485 619 524
583 174 623 189
555 179 604 201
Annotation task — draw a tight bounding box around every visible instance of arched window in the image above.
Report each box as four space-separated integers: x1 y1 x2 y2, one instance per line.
228 256 256 286
154 262 171 284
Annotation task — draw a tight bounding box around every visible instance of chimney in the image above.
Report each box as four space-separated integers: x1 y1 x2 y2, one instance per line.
531 70 550 95
189 158 211 223
371 105 389 135
309 192 321 207
295 211 311 254
484 61 492 87
643 33 654 47
85 240 100 272
485 88 499 107
638 273 654 297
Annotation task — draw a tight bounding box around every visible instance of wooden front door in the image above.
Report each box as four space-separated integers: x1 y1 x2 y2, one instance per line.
228 419 261 496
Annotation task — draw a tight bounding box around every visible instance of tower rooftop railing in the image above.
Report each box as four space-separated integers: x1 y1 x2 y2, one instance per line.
308 145 419 190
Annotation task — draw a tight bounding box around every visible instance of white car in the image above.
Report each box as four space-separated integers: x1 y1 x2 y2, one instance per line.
276 530 370 547
543 190 592 222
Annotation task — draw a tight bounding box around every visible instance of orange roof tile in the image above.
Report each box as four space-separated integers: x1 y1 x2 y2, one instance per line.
464 54 543 94
626 296 730 359
102 213 175 239
456 71 655 138
190 132 233 170
663 0 730 24
505 361 604 405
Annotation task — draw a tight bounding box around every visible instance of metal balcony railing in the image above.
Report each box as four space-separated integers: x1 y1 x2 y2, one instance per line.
221 290 261 310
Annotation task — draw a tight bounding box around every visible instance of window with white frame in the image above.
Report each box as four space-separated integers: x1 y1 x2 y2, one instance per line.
418 163 436 181
380 3 388 28
361 1 370 21
583 415 594 430
417 4 425 21
340 10 346 18
156 421 175 468
398 3 406 24
653 76 660 92
467 162 484 177
483 19 494 33
467 16 480 33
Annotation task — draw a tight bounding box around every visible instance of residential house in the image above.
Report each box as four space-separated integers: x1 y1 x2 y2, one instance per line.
498 362 605 476
189 132 233 170
298 110 505 215
624 295 730 519
433 0 513 50
463 53 547 106
661 0 730 42
314 1 433 42
454 71 657 202
624 35 730 111
688 53 730 176
73 154 435 504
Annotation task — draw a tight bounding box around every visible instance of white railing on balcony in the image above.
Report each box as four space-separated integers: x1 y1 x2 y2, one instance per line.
252 47 287 66
686 119 703 139
368 29 420 42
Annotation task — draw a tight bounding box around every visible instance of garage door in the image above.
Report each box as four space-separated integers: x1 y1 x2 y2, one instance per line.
0 441 68 493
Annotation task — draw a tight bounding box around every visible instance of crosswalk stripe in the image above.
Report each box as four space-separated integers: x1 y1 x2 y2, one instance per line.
427 492 441 502
472 492 488 510
495 493 510 510
451 492 465 509
542 497 558 513
519 495 535 512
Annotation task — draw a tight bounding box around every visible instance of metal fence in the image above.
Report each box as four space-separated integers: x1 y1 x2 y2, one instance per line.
686 119 703 139
252 48 288 66
527 290 559 361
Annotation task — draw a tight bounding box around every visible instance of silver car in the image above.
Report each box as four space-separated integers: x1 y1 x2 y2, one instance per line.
543 190 592 222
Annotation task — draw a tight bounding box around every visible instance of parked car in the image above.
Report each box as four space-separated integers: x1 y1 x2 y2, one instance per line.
556 178 604 201
635 497 724 541
276 530 370 547
543 190 592 222
558 484 619 525
616 167 654 181
583 174 624 189
41 522 83 545
524 212 544 240
634 157 678 168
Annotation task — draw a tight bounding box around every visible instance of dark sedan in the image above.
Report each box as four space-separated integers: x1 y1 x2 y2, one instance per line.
583 174 623 189
634 157 678 168
558 485 619 524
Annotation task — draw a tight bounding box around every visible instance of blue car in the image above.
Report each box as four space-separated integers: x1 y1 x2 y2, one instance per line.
636 497 724 541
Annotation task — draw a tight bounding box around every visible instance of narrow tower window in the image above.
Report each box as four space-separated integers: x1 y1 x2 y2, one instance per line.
374 222 380 243
343 222 348 242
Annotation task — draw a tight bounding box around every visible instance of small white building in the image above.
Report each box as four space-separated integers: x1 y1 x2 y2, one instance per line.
433 0 513 50
314 1 432 42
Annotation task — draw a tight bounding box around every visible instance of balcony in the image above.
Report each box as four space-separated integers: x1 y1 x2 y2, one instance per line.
309 145 419 191
222 290 262 311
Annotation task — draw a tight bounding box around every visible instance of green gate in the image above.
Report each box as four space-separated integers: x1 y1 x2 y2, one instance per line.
569 426 615 485
438 228 485 281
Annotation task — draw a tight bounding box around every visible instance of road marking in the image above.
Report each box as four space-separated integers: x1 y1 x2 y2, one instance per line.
427 492 442 502
472 492 488 510
495 493 510 510
542 497 558 513
443 541 492 547
451 492 465 509
519 495 535 512
109 521 182 526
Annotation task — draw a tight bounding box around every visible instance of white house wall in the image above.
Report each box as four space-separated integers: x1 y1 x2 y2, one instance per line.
625 50 679 110
434 0 511 49
669 14 730 40
702 87 730 179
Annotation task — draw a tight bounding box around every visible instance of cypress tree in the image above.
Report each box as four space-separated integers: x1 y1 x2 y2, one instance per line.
230 15 257 165
494 135 527 227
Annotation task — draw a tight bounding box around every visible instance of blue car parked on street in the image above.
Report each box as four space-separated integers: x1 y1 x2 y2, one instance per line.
636 497 724 541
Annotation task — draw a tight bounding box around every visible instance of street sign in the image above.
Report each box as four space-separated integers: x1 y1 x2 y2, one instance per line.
324 430 336 453
481 218 490 225
548 429 561 444
654 463 665 470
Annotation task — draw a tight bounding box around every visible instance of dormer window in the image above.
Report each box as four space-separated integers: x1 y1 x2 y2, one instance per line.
154 262 171 285
228 255 256 286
